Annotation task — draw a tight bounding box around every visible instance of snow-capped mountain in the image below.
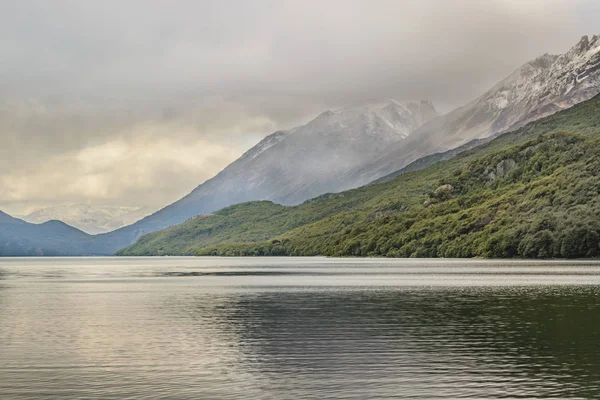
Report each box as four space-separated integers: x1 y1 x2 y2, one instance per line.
344 35 600 186
188 100 438 206
466 34 600 138
84 100 438 253
19 204 152 234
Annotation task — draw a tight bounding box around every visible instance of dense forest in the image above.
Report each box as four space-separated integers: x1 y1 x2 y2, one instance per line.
117 94 600 259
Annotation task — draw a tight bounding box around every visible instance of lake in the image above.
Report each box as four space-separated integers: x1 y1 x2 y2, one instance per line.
1 257 600 399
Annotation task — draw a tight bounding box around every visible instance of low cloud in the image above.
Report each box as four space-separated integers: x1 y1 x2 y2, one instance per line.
1 123 244 208
0 0 597 214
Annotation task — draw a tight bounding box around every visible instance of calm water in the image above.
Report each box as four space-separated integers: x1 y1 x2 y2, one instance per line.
2 257 600 399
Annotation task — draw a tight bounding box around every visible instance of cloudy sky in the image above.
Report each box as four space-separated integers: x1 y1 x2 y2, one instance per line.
0 0 598 215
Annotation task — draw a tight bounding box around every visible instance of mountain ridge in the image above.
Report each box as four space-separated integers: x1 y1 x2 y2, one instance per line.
339 34 600 188
0 211 92 256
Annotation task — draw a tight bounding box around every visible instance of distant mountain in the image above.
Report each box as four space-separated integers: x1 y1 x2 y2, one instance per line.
100 206 155 232
343 35 600 186
19 204 151 234
0 211 91 256
85 100 438 254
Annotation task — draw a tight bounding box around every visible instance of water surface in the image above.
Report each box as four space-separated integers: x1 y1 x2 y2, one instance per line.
1 257 600 399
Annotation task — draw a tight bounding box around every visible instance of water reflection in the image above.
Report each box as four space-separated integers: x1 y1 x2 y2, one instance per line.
210 287 600 398
1 259 600 399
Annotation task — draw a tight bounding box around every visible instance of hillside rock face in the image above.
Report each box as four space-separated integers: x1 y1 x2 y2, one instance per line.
344 35 600 187
474 34 600 135
487 159 519 181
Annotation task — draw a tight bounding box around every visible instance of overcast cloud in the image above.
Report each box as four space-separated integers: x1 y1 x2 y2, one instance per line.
0 0 598 214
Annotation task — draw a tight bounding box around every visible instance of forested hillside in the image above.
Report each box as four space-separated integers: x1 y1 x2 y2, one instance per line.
118 94 600 258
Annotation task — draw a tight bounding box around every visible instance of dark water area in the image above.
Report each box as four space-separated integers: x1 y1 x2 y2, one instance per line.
1 257 600 399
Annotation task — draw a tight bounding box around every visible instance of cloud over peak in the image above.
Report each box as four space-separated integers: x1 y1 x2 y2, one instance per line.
0 0 597 214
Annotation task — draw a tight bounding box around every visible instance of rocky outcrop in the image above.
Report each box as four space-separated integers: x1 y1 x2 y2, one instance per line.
486 159 519 181
425 184 455 206
434 184 455 195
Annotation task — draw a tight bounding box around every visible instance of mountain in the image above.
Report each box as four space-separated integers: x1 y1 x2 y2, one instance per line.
0 211 92 256
117 93 600 258
339 35 600 187
177 99 438 208
8 36 600 257
85 100 438 254
19 204 152 234
90 36 600 256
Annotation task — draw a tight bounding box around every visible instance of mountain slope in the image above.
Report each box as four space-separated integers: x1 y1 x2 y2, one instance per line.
340 35 600 188
117 93 600 257
0 211 92 256
87 100 438 254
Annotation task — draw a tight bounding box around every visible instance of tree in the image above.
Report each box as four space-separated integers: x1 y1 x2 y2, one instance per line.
519 230 555 259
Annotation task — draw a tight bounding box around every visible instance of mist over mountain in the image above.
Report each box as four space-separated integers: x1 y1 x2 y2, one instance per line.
18 204 152 234
181 99 438 208
82 100 438 254
344 35 600 186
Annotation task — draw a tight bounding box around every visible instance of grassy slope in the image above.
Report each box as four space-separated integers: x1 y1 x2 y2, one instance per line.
118 95 600 258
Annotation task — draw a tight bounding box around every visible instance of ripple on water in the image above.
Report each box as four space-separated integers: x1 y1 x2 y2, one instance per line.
1 258 600 398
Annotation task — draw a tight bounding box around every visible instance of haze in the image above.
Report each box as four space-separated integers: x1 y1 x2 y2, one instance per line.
1 0 598 215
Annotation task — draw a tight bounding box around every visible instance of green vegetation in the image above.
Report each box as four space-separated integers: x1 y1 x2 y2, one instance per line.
117 94 600 258
117 190 380 255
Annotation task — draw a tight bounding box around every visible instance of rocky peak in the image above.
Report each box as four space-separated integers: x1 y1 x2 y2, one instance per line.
469 34 600 134
526 53 559 70
576 35 590 53
238 130 290 163
572 35 600 56
295 99 438 140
